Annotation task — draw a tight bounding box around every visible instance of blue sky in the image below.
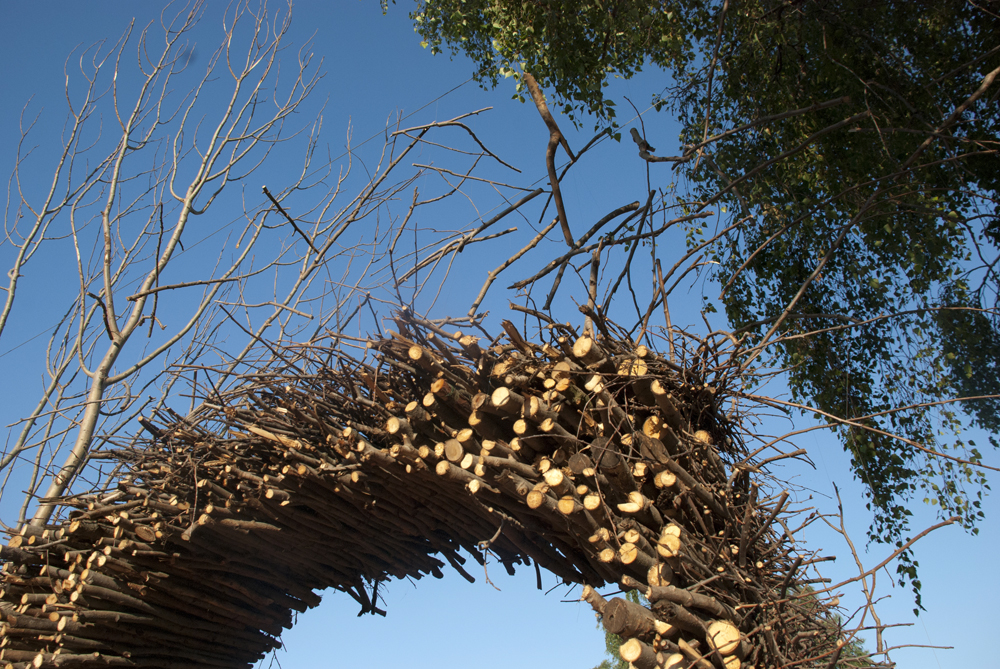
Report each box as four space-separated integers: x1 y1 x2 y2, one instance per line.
0 2 996 668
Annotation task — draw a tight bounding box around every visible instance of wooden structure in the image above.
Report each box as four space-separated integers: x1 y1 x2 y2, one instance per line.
1 314 852 668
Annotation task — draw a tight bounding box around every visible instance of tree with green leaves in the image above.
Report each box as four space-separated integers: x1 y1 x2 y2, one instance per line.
390 0 1000 598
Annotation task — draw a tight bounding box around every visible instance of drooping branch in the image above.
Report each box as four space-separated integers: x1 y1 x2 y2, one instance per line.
523 72 576 247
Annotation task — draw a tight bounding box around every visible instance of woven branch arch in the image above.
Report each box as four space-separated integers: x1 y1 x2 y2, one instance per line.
1 314 847 669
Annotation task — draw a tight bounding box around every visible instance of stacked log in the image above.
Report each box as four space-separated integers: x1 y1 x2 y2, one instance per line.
1 314 851 669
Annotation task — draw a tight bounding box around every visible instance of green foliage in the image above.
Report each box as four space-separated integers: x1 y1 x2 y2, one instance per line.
595 625 626 669
672 1 999 568
391 0 1000 592
402 0 712 127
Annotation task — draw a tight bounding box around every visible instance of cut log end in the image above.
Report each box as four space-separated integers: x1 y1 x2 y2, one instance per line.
619 638 658 669
707 619 742 656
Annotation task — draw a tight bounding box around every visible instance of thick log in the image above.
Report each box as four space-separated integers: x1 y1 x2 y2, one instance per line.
629 432 671 465
591 437 638 495
572 335 607 367
490 387 525 415
647 562 675 588
647 583 740 623
650 380 687 431
480 454 539 481
603 596 672 639
480 438 516 459
444 439 465 463
662 652 687 669
619 638 659 669
707 619 746 657
567 452 593 475
467 410 508 442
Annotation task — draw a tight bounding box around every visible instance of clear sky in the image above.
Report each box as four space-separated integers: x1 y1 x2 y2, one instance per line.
0 2 996 668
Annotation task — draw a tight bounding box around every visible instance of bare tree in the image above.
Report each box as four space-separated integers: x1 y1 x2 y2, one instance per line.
0 1 323 526
0 1 528 529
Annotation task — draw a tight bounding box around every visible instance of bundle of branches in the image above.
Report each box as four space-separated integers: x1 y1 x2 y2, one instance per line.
0 311 862 669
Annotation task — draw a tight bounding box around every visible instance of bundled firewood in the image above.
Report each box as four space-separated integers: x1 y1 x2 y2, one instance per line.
1 312 853 669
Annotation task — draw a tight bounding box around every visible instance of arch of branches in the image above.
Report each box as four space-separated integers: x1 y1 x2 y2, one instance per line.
1 313 849 669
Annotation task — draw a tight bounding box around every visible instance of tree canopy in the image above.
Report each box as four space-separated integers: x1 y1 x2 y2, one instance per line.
397 0 1000 567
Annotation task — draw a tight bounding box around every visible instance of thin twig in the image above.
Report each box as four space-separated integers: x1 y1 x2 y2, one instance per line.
261 185 321 257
